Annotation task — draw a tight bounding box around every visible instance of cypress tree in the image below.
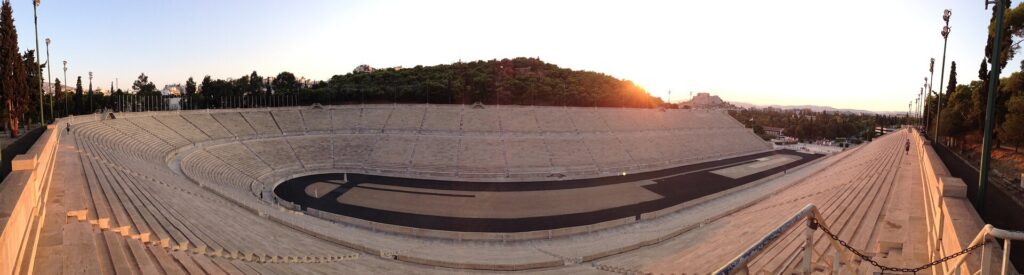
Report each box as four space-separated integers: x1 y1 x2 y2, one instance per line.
1 0 30 137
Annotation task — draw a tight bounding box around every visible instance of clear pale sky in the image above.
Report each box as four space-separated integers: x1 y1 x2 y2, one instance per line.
9 0 1010 112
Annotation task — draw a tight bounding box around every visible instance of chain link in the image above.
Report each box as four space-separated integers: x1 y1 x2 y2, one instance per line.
810 218 987 274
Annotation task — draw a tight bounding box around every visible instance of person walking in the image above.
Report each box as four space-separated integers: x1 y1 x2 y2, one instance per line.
905 139 910 155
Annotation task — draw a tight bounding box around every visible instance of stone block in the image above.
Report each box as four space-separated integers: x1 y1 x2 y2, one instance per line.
11 154 36 171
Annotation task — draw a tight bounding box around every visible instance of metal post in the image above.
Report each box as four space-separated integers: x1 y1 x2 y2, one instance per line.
928 58 936 139
1001 238 1011 275
936 10 952 142
803 218 816 274
979 0 1006 214
33 1 43 126
45 38 51 122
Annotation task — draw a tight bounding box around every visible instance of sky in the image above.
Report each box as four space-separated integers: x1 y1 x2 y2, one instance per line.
8 0 1010 112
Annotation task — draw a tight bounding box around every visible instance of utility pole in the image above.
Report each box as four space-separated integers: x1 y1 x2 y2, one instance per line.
978 0 1006 214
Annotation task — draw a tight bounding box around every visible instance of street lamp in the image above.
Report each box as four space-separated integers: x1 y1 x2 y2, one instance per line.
935 9 952 142
45 38 51 121
32 0 43 126
978 0 1008 214
62 60 67 116
88 71 93 113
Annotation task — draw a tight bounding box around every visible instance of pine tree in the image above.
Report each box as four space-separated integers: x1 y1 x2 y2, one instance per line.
0 0 31 137
74 76 82 115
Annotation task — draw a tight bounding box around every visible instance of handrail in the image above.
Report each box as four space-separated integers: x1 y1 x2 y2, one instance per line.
714 204 854 275
944 224 1024 275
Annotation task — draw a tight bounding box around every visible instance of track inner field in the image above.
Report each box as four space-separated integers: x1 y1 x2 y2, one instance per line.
273 149 822 232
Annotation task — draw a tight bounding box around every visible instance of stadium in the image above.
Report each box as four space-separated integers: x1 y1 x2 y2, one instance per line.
0 100 999 274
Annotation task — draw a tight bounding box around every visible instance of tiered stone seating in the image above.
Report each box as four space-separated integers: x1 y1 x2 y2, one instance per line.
535 108 575 133
383 106 425 132
498 107 539 132
421 106 461 132
333 135 375 168
126 116 193 147
211 113 257 138
368 135 416 170
503 137 553 172
288 136 333 169
271 110 306 134
301 108 333 132
358 108 392 133
601 109 644 131
461 108 501 133
244 139 301 170
409 136 458 173
241 111 283 136
204 143 273 179
331 108 361 133
584 136 634 169
183 113 236 140
545 136 597 171
153 114 211 143
568 108 607 132
457 137 506 174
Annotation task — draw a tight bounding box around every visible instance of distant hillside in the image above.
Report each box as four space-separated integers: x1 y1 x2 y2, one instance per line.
325 57 663 108
730 102 878 115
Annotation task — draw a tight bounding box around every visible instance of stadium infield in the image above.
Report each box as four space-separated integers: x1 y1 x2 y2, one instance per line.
274 149 822 233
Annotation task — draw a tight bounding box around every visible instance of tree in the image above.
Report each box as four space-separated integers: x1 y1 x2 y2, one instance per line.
272 71 299 94
946 61 957 100
22 50 40 124
133 73 157 96
185 77 196 97
0 1 30 137
74 76 82 115
1001 93 1024 148
247 71 262 96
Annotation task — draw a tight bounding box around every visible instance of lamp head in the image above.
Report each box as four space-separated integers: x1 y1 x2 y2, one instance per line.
45 38 49 45
943 9 951 22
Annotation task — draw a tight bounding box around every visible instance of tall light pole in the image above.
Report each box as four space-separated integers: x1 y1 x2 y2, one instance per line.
923 78 929 132
927 58 935 139
32 0 43 126
935 9 952 142
978 0 1007 214
45 38 51 121
62 60 67 116
88 71 93 113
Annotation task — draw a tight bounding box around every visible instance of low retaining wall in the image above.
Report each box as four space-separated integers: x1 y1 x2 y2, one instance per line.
0 123 61 275
912 128 993 274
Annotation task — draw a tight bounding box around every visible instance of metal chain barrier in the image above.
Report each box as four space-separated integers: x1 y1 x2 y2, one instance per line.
810 217 987 274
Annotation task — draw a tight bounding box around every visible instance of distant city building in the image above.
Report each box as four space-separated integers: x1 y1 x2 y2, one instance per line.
680 92 736 109
763 126 785 137
353 64 376 73
161 84 184 96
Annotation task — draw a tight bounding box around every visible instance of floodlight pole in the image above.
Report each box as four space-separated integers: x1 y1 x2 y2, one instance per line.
45 38 52 121
927 59 935 139
33 0 43 126
935 10 952 142
978 0 1006 214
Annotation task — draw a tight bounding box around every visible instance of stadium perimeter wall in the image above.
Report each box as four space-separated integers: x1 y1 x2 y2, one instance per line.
913 128 1004 273
0 123 60 275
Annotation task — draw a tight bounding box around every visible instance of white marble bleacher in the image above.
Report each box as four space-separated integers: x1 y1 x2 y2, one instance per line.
600 109 644 131
244 139 302 170
271 109 306 134
460 107 501 133
211 112 258 138
534 107 576 133
503 137 554 174
568 107 608 132
330 107 362 133
101 119 174 161
125 116 193 148
544 136 598 173
358 107 392 133
301 108 333 133
622 133 666 165
241 111 283 136
583 135 634 169
383 105 425 133
409 135 459 174
332 134 375 169
153 114 211 143
498 106 539 133
287 136 333 169
204 143 274 179
421 105 462 132
457 137 507 175
368 135 416 171
182 113 236 140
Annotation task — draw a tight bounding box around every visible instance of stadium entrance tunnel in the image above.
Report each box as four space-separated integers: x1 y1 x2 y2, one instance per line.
273 150 822 234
